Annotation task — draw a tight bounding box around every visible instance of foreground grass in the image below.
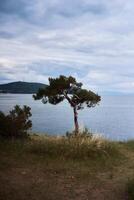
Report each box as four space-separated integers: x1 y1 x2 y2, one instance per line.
0 135 134 200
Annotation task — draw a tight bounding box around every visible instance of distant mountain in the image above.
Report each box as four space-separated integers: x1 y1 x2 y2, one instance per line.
0 81 47 94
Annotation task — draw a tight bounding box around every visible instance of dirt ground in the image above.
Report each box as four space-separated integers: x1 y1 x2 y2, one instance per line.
0 144 134 200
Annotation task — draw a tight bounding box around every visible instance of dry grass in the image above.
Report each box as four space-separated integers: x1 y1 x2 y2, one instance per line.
28 134 120 160
0 136 134 200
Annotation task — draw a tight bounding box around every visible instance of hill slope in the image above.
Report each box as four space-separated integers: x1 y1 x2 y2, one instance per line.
0 81 47 94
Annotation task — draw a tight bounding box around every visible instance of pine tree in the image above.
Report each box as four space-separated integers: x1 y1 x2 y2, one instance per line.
33 75 101 135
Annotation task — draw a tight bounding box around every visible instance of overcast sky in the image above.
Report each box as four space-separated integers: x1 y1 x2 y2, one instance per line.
0 0 134 94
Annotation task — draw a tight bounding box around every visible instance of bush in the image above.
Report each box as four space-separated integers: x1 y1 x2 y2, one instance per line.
0 105 32 139
66 127 93 138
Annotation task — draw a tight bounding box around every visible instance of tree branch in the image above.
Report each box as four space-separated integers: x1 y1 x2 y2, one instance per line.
63 92 75 107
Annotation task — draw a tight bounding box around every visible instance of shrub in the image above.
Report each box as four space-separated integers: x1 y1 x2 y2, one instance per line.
66 127 93 138
0 105 32 139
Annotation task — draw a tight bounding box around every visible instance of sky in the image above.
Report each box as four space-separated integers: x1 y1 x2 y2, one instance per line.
0 0 134 94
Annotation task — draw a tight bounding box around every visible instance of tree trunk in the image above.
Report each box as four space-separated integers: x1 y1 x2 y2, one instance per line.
73 106 79 136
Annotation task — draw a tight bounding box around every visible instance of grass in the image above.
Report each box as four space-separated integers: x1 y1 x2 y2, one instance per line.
0 134 134 200
28 134 120 160
126 178 134 200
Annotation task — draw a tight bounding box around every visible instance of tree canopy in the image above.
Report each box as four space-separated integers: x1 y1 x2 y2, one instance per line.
33 75 101 135
33 75 100 108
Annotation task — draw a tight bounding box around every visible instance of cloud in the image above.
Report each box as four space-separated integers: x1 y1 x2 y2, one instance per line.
0 0 134 94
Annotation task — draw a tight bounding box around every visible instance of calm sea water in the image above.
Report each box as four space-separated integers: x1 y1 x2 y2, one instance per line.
0 94 134 140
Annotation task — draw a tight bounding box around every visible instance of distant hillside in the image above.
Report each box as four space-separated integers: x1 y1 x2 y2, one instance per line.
0 81 47 94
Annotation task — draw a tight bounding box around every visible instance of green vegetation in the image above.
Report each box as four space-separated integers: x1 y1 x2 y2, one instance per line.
0 81 47 94
0 94 133 199
28 134 119 161
0 134 134 200
33 75 101 135
0 105 32 139
126 178 134 200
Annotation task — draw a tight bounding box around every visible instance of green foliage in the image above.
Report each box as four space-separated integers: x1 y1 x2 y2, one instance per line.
66 127 93 138
126 178 134 200
33 75 101 109
33 75 101 134
0 81 46 94
124 140 134 151
0 105 32 139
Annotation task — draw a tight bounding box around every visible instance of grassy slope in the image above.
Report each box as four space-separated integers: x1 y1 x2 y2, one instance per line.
0 135 134 200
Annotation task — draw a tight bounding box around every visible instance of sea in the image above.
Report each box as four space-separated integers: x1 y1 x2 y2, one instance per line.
0 93 134 141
